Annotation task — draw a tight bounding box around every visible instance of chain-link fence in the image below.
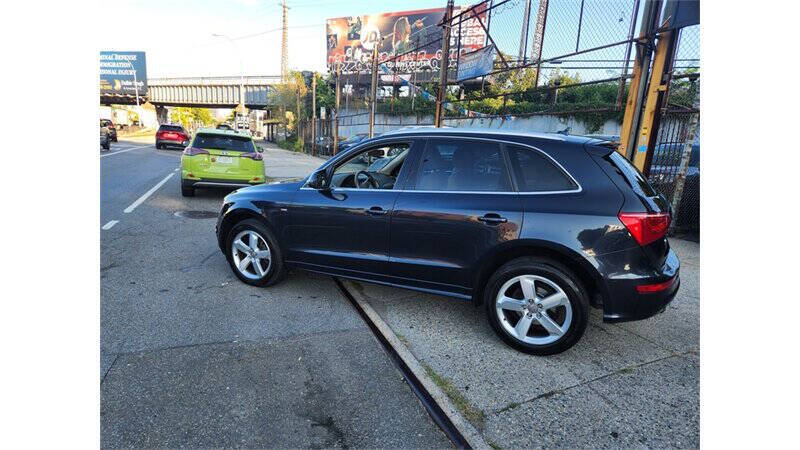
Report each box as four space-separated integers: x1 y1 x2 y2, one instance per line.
438 0 643 133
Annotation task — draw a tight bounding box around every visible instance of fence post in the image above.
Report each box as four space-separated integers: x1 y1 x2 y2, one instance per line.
312 73 317 156
616 0 641 109
368 45 379 138
435 0 454 128
334 63 340 155
669 112 699 233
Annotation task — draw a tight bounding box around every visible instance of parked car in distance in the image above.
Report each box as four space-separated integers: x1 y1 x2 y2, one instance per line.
100 119 117 142
100 126 110 151
156 124 191 149
216 129 680 355
337 133 370 152
180 128 265 197
216 123 234 131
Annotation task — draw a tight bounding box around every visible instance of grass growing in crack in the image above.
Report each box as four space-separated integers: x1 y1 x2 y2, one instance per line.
396 333 411 348
486 438 503 450
422 362 486 429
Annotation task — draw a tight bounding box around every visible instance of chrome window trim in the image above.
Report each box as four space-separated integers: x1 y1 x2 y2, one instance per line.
299 135 583 195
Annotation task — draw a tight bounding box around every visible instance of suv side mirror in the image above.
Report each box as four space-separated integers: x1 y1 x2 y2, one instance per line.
307 169 330 190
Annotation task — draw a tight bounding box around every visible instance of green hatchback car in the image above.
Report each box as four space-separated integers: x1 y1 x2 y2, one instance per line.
180 129 265 197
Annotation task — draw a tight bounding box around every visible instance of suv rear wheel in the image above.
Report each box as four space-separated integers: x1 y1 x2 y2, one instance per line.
485 257 588 355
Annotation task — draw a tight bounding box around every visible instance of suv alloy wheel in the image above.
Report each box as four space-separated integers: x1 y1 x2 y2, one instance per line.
485 257 589 355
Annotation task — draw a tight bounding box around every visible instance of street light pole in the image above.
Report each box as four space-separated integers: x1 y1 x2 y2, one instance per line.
124 59 142 127
212 33 246 122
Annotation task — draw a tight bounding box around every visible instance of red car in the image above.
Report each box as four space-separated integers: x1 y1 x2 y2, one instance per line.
156 124 190 149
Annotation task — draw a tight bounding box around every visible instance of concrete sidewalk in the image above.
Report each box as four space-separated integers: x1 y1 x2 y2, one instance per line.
343 238 700 448
257 141 327 179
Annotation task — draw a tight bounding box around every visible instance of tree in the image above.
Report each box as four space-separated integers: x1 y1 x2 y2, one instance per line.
269 71 308 132
169 107 213 130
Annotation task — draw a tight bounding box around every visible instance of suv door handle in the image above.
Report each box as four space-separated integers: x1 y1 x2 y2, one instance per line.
478 213 508 224
365 206 388 216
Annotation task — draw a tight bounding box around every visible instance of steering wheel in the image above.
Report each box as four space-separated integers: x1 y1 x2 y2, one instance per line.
354 170 379 189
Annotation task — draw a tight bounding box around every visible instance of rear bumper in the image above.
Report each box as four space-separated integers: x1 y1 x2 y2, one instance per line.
600 246 681 323
182 178 262 189
157 138 188 147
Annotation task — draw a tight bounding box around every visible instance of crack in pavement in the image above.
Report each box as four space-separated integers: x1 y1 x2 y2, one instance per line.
492 350 696 415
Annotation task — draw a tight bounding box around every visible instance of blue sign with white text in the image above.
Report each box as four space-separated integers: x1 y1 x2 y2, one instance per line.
99 51 147 96
457 44 495 82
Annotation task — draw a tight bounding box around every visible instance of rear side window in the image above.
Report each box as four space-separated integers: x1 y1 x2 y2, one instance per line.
608 151 658 197
505 144 577 192
193 133 255 152
412 139 512 192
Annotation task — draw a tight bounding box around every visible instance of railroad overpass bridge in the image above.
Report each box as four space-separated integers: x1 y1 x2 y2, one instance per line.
98 75 282 123
148 75 281 108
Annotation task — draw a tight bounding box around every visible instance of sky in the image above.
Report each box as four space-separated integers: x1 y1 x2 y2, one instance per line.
105 0 453 79
104 0 698 81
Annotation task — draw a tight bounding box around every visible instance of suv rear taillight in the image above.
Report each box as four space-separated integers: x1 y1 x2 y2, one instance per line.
618 212 671 246
183 147 209 156
241 152 263 161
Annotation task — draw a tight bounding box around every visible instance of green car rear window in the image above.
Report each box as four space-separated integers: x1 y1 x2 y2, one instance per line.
193 134 255 152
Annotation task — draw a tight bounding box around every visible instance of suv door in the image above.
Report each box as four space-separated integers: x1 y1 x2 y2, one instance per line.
388 137 524 297
286 139 417 278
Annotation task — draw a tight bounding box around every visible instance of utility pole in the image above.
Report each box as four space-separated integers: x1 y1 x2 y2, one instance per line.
311 73 317 156
530 0 549 90
435 0 454 128
334 63 341 155
280 0 289 82
368 45 378 138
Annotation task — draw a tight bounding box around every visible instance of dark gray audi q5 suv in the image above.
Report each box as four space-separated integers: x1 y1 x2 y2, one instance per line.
216 129 679 355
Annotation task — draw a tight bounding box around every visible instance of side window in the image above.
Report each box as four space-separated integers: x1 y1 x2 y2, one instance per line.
330 143 410 190
412 139 512 192
505 144 578 192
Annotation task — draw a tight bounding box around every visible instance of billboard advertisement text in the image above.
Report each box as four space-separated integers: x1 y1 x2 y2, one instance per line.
326 6 487 80
100 51 147 96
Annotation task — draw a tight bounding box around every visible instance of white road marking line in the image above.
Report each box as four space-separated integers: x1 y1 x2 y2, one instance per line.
174 168 179 172
102 220 119 230
100 144 152 158
123 173 175 214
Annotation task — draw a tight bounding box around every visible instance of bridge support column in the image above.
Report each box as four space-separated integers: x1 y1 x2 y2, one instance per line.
155 105 169 124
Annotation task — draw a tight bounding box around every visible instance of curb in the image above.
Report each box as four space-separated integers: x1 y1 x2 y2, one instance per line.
340 279 490 450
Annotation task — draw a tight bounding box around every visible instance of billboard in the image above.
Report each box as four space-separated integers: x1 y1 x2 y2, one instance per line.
326 5 487 79
99 51 147 96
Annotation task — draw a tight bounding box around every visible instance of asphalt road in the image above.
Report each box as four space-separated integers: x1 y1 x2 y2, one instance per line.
100 140 449 447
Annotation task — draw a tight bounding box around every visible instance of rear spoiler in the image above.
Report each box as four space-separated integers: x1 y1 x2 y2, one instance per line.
583 139 618 156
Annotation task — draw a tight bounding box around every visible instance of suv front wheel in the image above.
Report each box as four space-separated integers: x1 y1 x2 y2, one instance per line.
485 257 589 355
225 219 286 287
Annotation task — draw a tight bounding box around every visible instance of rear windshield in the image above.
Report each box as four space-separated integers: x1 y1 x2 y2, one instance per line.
607 151 658 197
159 125 183 132
193 133 255 152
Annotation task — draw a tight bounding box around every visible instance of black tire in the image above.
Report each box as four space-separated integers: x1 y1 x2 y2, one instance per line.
225 219 286 287
484 256 589 355
181 185 195 197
